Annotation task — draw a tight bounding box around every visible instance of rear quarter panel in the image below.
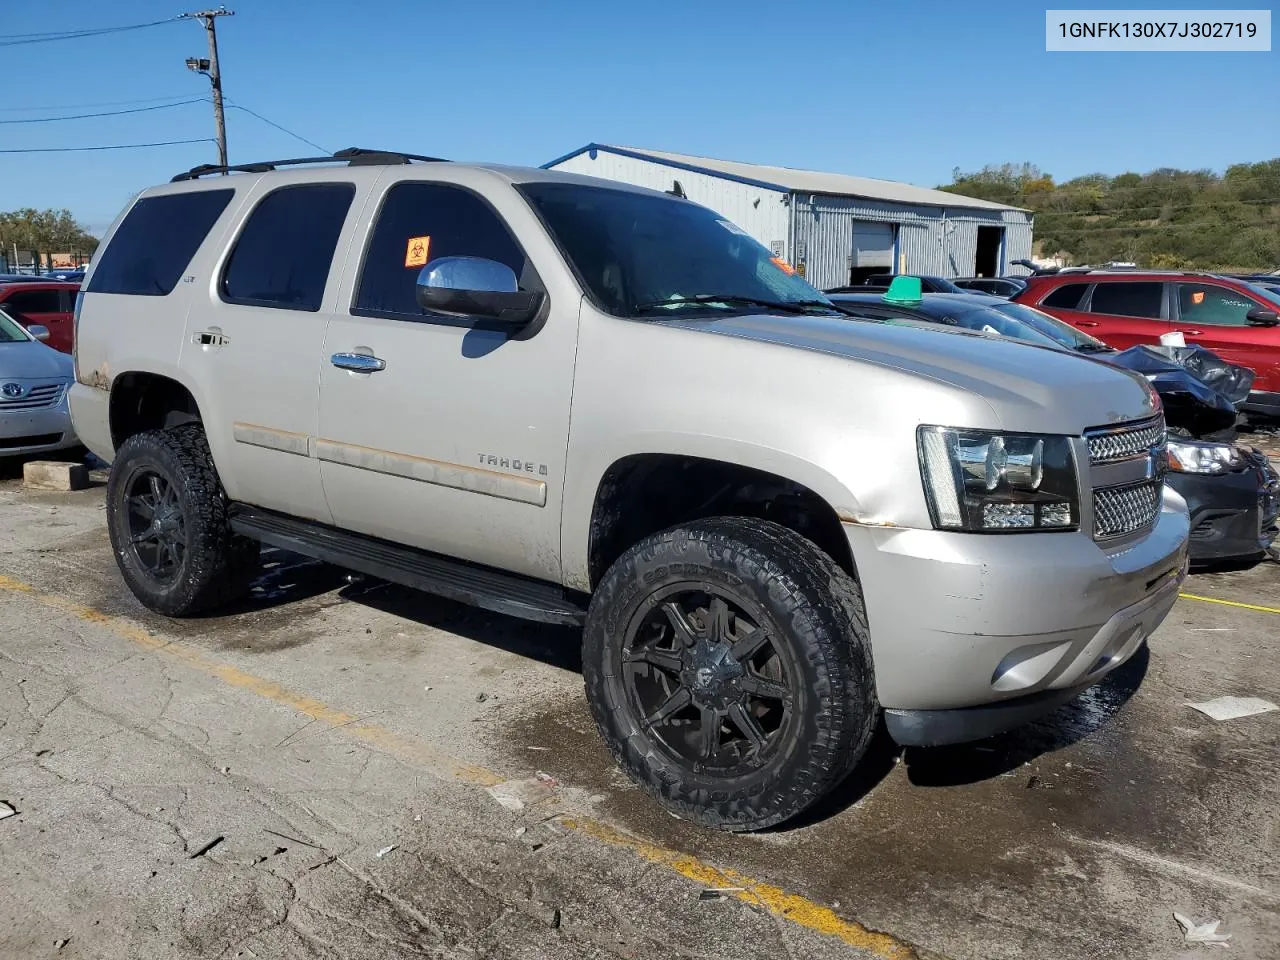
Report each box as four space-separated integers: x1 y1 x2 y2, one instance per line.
73 184 253 455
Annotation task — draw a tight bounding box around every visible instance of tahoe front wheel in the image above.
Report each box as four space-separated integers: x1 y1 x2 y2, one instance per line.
583 517 876 831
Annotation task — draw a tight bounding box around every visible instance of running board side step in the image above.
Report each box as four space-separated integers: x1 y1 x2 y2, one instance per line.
228 505 587 627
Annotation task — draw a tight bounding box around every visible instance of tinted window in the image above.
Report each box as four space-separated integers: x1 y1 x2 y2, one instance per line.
355 182 531 319
1041 282 1089 309
1089 282 1163 319
221 184 354 311
1248 282 1280 308
87 189 233 296
1176 283 1256 327
2 289 62 315
520 181 829 318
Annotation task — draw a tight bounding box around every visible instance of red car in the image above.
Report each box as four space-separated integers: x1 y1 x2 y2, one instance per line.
0 281 79 355
1014 271 1280 418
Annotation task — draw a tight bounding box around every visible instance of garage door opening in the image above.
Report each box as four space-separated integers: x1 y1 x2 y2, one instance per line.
848 220 896 285
975 226 1003 278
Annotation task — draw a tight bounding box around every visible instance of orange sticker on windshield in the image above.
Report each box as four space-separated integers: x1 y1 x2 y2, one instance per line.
1191 290 1205 305
770 256 797 275
404 236 430 268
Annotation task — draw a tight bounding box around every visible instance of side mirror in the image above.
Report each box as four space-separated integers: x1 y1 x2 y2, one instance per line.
27 324 50 342
1246 306 1279 327
415 256 544 326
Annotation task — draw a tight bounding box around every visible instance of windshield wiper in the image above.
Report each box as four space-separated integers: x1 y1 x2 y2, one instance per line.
633 294 836 316
1073 342 1115 353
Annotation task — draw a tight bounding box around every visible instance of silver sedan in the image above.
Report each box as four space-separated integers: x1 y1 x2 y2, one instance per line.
0 306 78 458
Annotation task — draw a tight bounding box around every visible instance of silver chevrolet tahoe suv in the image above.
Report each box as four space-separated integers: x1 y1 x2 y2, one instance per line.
70 148 1190 831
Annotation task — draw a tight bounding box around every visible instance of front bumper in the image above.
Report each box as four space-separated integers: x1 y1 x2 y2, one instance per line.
1173 450 1280 562
847 491 1189 716
885 566 1181 746
0 403 78 457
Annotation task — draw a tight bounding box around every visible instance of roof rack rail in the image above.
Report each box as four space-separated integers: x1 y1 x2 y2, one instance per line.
171 146 449 182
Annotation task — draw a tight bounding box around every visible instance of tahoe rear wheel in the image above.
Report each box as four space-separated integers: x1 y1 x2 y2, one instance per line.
106 424 259 616
584 517 876 831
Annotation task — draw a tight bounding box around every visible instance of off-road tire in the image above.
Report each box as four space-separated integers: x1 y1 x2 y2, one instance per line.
583 517 876 831
106 424 259 616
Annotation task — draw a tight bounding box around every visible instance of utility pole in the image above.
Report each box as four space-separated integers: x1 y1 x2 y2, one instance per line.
182 8 234 169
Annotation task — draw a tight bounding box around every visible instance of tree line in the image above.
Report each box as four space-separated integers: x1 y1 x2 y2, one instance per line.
938 160 1280 271
0 208 99 268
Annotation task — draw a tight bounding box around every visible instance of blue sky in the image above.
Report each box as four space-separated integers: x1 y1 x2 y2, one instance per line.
2 1 1276 233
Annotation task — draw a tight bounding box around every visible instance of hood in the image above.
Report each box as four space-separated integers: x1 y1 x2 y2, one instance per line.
0 341 74 382
669 313 1159 434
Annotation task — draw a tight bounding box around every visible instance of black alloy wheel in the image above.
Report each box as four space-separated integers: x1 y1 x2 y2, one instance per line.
123 469 188 585
621 586 795 776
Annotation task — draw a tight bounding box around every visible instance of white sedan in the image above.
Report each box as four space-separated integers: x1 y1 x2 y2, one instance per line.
0 306 78 458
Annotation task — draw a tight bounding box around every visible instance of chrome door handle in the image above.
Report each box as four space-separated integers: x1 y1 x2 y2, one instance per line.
331 352 386 373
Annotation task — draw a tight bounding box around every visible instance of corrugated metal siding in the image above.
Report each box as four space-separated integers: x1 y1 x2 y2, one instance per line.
791 194 1034 289
548 151 791 258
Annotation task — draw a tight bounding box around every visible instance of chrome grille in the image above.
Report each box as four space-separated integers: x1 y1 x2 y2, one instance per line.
1086 416 1166 540
1087 417 1165 463
1094 480 1162 539
0 383 64 411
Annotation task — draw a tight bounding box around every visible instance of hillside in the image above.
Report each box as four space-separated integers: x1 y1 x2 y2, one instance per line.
938 161 1280 272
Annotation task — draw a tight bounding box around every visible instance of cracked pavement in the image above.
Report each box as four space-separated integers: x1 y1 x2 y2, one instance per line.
0 470 1278 959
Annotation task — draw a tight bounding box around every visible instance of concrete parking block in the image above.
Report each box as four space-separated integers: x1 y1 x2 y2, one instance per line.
22 460 89 492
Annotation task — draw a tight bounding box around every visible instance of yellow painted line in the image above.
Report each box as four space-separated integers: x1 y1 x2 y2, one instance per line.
0 572 923 960
0 574 502 788
566 817 918 959
1180 592 1280 616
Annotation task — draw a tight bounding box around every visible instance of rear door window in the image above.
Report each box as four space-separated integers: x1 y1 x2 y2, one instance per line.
1 289 62 315
87 189 234 296
1040 282 1090 310
1175 283 1256 327
221 183 355 311
1088 282 1163 319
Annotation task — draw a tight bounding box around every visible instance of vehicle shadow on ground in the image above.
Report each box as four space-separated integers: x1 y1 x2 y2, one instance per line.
217 549 583 672
780 646 1150 828
350 577 583 673
903 644 1150 788
215 550 1151 826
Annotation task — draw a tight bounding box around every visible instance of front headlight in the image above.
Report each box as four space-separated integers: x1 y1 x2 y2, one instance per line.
917 426 1080 532
1166 439 1243 475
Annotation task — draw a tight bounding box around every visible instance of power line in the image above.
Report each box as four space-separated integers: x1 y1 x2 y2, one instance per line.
0 99 207 124
0 94 195 113
0 17 182 47
226 102 329 154
0 138 214 154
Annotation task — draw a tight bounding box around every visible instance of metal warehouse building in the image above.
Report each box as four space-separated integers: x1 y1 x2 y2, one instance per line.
543 144 1033 291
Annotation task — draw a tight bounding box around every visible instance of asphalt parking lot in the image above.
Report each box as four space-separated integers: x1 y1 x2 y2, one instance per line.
1 466 1277 960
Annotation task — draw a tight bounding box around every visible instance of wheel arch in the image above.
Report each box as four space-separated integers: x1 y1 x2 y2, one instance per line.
108 367 209 451
572 443 862 592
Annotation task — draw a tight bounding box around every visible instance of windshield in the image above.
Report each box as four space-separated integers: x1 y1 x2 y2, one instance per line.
900 299 1068 349
1245 282 1280 310
519 182 835 317
927 276 966 294
0 307 31 343
987 300 1111 351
